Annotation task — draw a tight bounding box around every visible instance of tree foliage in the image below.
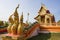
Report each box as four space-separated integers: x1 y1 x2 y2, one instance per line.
57 20 60 25
0 20 9 27
4 21 9 27
0 20 4 26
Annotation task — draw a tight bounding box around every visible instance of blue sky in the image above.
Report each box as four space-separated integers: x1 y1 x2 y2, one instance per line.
0 0 60 23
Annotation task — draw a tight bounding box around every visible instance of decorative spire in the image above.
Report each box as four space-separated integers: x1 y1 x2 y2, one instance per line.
26 13 29 24
41 3 47 10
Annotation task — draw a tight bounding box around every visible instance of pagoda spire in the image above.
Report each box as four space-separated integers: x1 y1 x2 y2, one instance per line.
41 3 47 10
26 13 29 25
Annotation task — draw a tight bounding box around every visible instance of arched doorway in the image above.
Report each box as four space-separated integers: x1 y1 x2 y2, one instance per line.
46 18 50 25
47 18 50 23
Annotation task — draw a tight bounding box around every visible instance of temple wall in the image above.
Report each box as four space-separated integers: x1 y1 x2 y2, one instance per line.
40 26 60 33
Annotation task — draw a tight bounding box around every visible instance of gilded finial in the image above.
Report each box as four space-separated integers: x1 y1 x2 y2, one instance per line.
41 3 47 10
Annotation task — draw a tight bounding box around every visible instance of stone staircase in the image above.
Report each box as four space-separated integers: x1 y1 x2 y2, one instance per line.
24 22 40 38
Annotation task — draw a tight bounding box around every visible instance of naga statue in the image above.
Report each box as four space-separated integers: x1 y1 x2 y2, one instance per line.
6 5 25 40
2 4 29 40
7 14 14 34
17 12 24 35
11 4 19 35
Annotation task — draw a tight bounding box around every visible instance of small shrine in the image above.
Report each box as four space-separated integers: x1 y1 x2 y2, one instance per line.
34 4 55 25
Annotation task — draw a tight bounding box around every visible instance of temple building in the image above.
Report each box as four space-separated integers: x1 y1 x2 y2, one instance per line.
34 4 55 25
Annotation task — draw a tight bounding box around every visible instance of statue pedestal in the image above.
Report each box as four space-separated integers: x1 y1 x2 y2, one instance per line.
1 34 26 40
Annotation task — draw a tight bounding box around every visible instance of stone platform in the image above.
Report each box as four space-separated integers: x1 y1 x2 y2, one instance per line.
40 25 60 33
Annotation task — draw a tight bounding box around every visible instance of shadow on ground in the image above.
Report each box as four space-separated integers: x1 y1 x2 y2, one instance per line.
27 33 51 40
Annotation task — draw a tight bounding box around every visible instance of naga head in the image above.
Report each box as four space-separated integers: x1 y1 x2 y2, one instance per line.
14 4 19 16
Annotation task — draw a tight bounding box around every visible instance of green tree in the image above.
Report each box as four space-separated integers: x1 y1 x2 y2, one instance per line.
4 21 9 27
57 20 60 25
0 20 4 26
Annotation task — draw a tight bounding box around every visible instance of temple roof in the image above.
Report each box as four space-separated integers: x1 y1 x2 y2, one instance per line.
34 4 54 20
38 4 47 14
